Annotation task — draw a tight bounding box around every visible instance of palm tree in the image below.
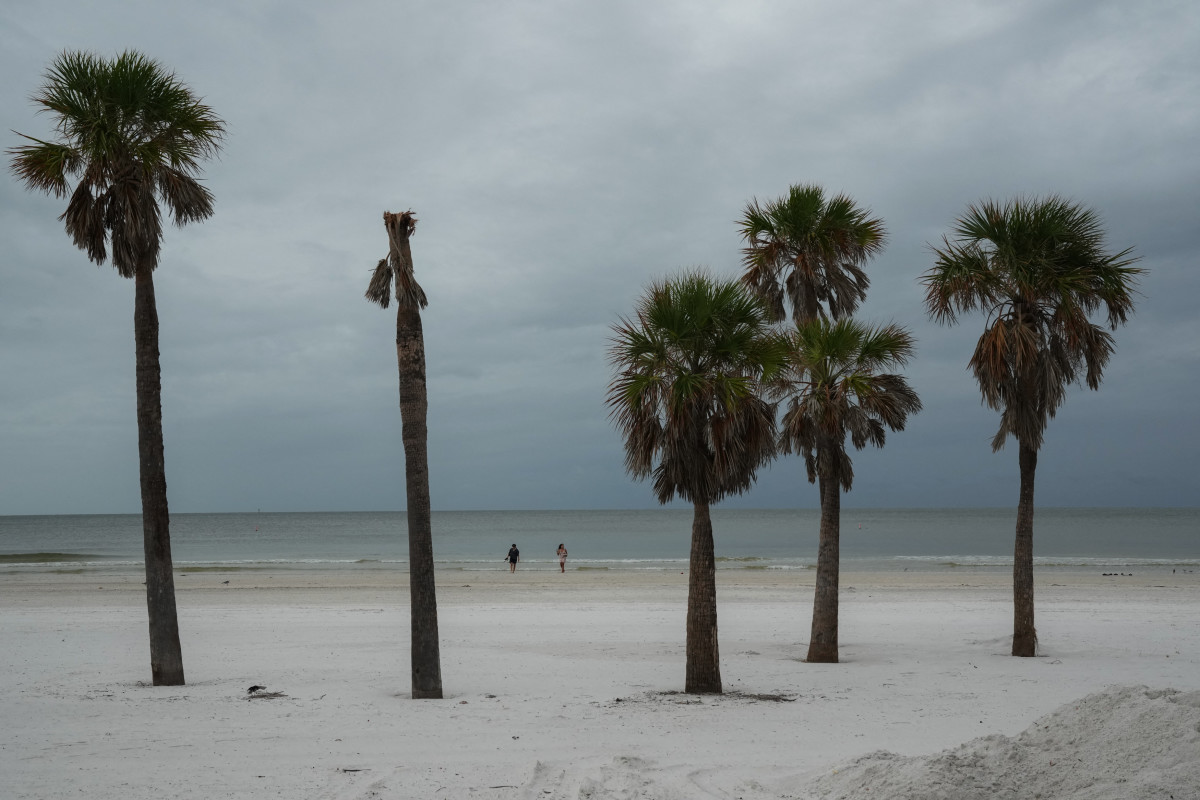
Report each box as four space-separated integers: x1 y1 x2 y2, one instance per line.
775 319 921 662
366 210 442 698
9 51 224 686
608 271 784 693
739 183 886 323
923 196 1141 657
739 183 894 661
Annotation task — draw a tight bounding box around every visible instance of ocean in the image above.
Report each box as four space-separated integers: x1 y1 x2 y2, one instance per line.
0 508 1196 574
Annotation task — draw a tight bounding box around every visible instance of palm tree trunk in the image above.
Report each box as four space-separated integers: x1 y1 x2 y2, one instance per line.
685 500 721 693
802 291 821 325
395 269 442 700
134 269 184 686
1012 442 1038 657
807 463 841 663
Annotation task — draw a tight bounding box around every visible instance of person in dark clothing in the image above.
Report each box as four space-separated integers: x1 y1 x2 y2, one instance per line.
506 544 520 573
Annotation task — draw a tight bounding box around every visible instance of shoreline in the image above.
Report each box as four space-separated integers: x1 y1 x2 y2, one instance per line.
3 562 1197 605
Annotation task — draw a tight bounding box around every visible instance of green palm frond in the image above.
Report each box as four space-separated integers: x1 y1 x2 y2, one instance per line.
8 136 79 197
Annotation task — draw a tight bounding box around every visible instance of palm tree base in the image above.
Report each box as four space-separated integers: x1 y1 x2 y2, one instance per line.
1012 630 1037 657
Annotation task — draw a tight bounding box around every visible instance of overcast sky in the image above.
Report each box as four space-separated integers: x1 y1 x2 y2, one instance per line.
1 0 1196 515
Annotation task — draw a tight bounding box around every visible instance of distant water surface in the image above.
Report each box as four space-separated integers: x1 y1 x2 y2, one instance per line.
0 508 1196 573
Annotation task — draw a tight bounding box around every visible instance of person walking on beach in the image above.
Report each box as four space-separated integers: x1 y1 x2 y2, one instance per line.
557 543 568 573
506 544 520 573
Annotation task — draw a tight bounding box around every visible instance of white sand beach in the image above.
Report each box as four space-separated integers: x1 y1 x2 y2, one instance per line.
2 567 1198 799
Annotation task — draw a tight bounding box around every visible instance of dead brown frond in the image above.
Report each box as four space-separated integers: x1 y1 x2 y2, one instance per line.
365 258 392 307
393 269 428 309
368 209 428 310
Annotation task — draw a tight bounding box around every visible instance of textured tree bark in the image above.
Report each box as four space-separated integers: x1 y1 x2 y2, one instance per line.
801 284 820 324
134 269 185 686
807 457 841 663
394 230 442 699
685 500 721 694
1012 442 1038 657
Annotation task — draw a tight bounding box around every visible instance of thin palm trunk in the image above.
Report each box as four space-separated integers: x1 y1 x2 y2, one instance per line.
395 236 442 699
807 462 841 663
1012 443 1037 657
134 268 184 686
685 499 721 693
800 284 820 325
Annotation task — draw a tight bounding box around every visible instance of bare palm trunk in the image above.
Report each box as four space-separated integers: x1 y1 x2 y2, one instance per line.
1012 442 1037 657
394 232 442 699
134 269 184 686
807 464 841 663
685 500 721 693
801 291 821 325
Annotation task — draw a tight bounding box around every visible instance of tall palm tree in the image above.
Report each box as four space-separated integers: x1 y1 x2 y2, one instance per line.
923 196 1141 657
739 183 886 323
366 209 442 698
740 183 891 660
775 319 920 662
9 51 224 686
608 271 784 693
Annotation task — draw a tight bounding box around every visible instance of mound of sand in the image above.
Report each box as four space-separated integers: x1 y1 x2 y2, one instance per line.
509 686 1199 800
802 685 1200 800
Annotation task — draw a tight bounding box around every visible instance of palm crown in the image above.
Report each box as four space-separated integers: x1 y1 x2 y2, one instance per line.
739 183 886 323
8 50 224 277
922 196 1141 451
776 318 921 491
607 272 785 505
